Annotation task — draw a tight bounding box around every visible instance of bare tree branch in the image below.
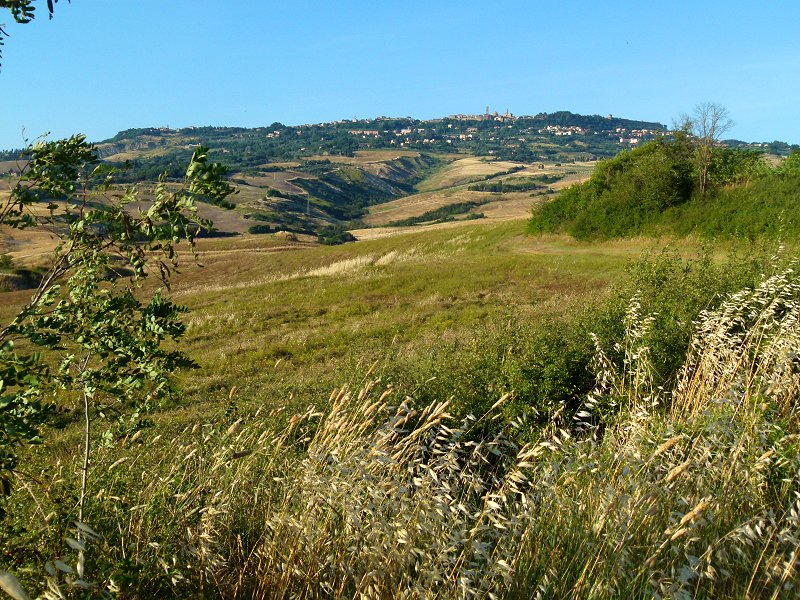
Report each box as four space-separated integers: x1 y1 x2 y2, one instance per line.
688 102 734 196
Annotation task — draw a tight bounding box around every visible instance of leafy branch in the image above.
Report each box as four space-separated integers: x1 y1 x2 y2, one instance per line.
0 135 234 510
0 0 68 69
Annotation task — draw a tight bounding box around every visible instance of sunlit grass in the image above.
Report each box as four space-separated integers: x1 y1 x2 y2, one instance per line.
166 221 652 417
9 259 800 598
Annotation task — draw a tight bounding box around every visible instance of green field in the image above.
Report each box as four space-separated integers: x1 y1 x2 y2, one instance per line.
170 223 636 414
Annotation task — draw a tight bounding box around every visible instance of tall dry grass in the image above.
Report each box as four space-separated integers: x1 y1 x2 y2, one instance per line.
8 266 800 599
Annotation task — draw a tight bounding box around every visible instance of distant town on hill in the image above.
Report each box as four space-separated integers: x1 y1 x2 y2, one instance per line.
2 109 796 180
1 109 796 239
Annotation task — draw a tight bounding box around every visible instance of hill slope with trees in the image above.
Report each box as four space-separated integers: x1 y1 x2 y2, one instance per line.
529 131 800 240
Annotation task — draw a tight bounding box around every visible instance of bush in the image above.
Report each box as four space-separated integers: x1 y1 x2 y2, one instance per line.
317 225 357 245
665 173 800 240
527 136 789 241
248 224 275 234
378 244 776 439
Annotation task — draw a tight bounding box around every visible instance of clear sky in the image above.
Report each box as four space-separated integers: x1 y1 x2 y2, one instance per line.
1 1 799 149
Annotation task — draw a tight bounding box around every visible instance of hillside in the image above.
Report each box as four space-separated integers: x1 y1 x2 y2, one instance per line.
4 110 796 244
226 151 443 234
0 111 668 238
360 159 593 230
529 135 800 240
91 110 668 171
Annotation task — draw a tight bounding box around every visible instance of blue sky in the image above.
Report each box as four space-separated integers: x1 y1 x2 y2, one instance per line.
1 1 799 148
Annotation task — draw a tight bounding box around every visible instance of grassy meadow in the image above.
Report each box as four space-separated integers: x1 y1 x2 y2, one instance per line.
169 221 629 420
4 206 798 598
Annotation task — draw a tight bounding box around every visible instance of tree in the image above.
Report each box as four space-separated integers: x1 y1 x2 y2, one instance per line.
0 0 234 516
0 4 237 595
682 102 734 196
0 137 234 600
1 135 234 504
777 148 800 177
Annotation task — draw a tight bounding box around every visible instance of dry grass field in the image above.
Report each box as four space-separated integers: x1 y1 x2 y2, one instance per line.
477 190 549 219
415 156 522 191
0 159 19 174
361 160 595 230
238 171 312 196
0 224 60 266
361 187 485 226
0 188 64 265
351 219 483 240
0 153 596 261
298 149 425 165
255 160 301 169
194 201 256 233
101 145 176 163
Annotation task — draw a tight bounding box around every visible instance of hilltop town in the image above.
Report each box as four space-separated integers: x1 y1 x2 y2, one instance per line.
49 107 789 181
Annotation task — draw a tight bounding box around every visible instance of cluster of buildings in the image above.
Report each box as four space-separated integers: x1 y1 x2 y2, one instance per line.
613 127 664 145
449 107 516 122
538 125 588 136
347 130 380 137
261 108 670 152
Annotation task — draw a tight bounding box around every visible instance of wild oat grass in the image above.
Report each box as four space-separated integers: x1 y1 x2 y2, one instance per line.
673 264 800 420
5 262 800 599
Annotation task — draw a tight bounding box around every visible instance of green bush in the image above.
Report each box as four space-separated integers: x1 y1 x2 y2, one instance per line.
665 173 800 239
317 225 357 245
387 244 777 434
248 224 275 234
597 245 775 391
527 136 794 241
529 137 695 239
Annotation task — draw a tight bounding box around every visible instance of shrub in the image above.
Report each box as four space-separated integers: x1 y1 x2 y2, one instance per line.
317 225 357 245
527 136 790 241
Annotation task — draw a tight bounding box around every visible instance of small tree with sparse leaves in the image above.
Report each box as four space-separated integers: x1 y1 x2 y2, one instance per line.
0 135 234 507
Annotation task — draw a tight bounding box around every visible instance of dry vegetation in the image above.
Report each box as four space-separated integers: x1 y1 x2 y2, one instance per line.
361 188 487 226
362 160 594 230
415 157 522 192
8 250 799 599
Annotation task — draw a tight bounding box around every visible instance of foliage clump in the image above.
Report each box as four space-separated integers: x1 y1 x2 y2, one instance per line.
528 135 797 240
0 134 234 514
317 225 357 245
